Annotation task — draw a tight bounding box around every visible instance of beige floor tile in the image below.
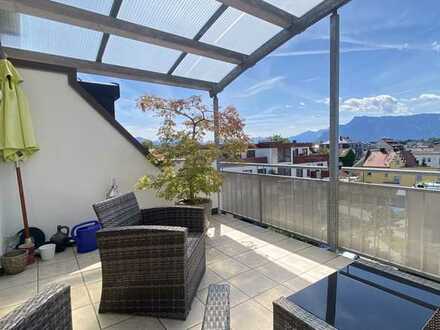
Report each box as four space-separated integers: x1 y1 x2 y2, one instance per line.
276 254 318 276
38 247 76 265
198 269 223 290
77 251 101 271
253 243 291 261
206 247 229 265
254 285 292 311
228 270 277 298
160 298 205 330
93 304 132 329
71 284 93 310
296 246 337 264
283 276 313 293
255 261 299 284
82 268 102 283
86 281 102 304
325 255 353 270
39 272 84 290
273 238 311 253
72 304 100 330
197 281 249 308
231 299 273 330
0 267 37 290
105 316 165 329
218 243 252 257
208 257 250 280
255 231 287 244
39 258 80 279
234 250 271 268
235 235 269 250
0 304 19 318
0 282 36 308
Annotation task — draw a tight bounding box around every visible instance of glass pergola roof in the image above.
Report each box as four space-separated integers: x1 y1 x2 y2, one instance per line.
0 0 350 94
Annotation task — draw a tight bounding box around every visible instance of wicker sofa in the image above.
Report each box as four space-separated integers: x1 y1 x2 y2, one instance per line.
0 284 72 330
93 192 207 320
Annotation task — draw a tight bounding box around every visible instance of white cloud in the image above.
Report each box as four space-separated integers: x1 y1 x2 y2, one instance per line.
412 93 440 102
299 102 305 107
337 93 440 115
340 95 408 114
433 41 440 53
236 76 285 98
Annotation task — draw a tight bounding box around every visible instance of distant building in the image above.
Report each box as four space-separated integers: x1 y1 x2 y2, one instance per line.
320 136 363 159
237 142 328 178
353 148 439 186
408 147 440 168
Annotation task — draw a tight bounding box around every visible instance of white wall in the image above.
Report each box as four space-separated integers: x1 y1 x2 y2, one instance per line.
0 67 171 253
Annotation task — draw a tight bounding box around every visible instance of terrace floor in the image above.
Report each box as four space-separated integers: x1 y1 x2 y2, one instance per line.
0 214 352 330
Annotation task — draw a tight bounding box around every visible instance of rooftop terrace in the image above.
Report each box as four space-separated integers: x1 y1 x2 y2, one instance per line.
0 214 350 330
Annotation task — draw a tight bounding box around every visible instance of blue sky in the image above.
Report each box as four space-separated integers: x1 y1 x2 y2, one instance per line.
79 0 440 140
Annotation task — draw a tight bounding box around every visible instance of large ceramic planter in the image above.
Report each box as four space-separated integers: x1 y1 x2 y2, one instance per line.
177 198 212 227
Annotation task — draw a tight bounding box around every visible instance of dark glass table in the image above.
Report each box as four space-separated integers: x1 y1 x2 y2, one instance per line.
286 262 440 330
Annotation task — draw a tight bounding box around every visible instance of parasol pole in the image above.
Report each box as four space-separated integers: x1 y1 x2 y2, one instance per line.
16 161 31 242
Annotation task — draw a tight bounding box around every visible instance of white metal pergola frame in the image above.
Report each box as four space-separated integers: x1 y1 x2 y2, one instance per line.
0 0 349 250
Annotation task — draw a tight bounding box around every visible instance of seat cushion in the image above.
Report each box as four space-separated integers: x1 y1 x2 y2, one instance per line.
186 232 204 259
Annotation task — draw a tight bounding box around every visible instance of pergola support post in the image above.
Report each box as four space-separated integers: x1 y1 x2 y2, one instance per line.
327 11 340 251
213 94 221 213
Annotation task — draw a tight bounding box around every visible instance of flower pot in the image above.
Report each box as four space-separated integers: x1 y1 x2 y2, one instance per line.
1 249 27 275
177 198 212 227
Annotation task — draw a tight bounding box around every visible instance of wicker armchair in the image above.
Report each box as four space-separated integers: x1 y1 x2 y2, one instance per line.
93 192 207 320
0 284 72 330
201 284 230 330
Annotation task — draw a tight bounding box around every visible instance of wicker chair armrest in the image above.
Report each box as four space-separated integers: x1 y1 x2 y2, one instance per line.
0 284 72 330
273 297 336 330
141 206 205 232
201 284 230 330
97 225 188 261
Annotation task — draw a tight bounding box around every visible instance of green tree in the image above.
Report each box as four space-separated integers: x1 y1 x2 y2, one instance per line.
270 134 289 143
141 139 154 150
339 149 356 167
136 95 249 204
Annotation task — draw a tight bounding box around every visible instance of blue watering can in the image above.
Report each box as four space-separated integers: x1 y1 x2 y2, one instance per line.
71 220 101 254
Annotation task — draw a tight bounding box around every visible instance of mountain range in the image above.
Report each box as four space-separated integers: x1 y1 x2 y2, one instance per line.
289 113 440 142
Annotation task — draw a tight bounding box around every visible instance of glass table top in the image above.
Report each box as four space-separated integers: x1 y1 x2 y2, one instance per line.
287 262 440 330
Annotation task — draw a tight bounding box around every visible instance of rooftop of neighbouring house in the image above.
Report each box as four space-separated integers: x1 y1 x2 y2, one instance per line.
0 214 351 330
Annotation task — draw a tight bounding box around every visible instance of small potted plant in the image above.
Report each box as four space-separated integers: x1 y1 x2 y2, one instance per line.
136 95 249 220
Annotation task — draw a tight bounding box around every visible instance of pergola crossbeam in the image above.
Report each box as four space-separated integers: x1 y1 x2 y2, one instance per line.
0 0 247 65
96 0 123 63
4 47 216 91
211 0 351 95
168 4 228 75
216 0 297 28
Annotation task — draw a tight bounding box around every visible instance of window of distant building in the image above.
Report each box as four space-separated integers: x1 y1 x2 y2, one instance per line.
243 170 252 174
296 169 303 177
384 173 389 178
393 176 400 184
257 168 266 174
428 158 431 162
367 172 372 176
416 174 423 181
247 150 256 158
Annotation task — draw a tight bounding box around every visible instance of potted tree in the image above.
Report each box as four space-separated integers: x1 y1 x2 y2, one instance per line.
136 95 248 220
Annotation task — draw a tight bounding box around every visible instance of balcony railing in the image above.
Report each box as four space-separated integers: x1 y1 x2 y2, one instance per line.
219 162 440 280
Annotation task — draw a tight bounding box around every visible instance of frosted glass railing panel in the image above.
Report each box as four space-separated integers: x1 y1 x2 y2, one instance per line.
339 182 440 278
221 172 327 242
261 176 327 242
221 172 260 221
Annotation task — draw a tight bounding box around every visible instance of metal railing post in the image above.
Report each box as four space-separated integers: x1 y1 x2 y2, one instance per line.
327 11 340 251
258 175 263 223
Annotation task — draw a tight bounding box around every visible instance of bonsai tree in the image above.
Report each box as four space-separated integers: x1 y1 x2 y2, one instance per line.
136 95 249 205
